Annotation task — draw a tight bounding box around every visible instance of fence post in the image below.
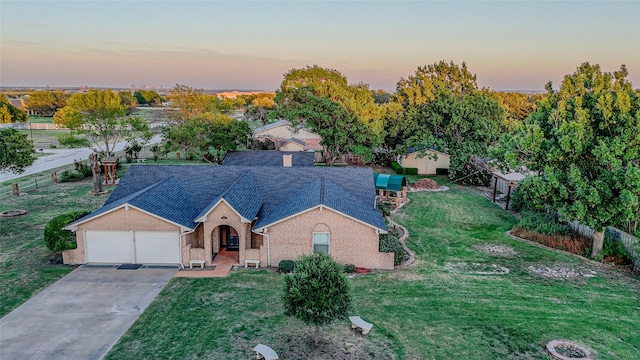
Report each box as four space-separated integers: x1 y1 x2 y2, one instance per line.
12 183 19 196
51 172 58 184
34 178 38 189
176 152 180 160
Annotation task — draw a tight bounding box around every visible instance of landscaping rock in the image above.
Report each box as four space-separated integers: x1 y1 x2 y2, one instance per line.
527 266 597 279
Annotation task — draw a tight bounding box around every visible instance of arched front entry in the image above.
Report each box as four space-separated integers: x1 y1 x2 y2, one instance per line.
211 225 240 263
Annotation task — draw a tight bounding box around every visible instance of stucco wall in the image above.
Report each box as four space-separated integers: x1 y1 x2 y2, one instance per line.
264 206 393 269
256 124 321 139
401 151 450 175
64 206 182 265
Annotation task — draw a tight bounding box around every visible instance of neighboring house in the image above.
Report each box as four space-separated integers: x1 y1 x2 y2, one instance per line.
253 120 323 151
222 150 315 167
398 149 450 175
8 98 35 115
63 165 393 269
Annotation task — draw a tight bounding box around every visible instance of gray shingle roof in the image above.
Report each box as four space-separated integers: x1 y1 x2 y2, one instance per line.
222 150 314 167
71 165 387 232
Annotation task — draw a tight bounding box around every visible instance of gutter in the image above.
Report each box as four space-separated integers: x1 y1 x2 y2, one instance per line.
251 229 271 267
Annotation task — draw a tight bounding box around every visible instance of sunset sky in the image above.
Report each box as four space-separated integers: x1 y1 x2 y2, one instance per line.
1 1 639 92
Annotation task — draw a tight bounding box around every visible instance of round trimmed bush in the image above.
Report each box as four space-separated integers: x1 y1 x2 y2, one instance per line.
278 259 296 273
44 210 90 252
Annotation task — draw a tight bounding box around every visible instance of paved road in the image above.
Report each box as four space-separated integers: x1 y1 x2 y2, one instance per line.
0 265 178 360
0 135 162 183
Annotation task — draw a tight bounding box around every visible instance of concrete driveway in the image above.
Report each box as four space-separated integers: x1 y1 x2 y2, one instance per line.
0 265 178 360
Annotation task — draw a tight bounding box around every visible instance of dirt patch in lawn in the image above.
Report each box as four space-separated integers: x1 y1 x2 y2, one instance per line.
474 244 517 257
445 262 510 275
231 322 396 359
527 264 597 279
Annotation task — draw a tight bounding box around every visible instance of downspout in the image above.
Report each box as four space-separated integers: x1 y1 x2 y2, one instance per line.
179 228 197 269
252 229 271 267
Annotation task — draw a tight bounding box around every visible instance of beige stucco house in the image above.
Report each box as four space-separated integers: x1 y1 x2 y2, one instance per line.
398 149 450 175
64 165 394 270
253 120 323 151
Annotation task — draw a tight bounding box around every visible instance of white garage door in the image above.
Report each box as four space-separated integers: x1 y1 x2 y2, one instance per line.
134 231 180 264
85 230 180 264
85 231 133 263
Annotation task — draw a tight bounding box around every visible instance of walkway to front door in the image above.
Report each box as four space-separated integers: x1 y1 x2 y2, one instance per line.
174 247 239 278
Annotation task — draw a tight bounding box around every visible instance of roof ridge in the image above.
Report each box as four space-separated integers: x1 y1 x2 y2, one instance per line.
320 177 325 204
220 171 253 200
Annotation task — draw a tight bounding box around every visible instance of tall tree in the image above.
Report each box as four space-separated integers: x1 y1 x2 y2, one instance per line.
134 90 162 105
162 113 250 164
395 60 478 107
168 84 229 124
283 254 352 346
0 95 28 124
492 91 542 133
25 90 69 116
389 61 504 177
275 66 385 165
54 89 151 156
491 63 640 255
0 128 35 174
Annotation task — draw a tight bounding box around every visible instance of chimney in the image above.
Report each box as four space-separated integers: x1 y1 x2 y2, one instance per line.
283 154 292 167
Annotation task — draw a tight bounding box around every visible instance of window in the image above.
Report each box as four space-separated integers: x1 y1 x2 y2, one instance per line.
312 232 329 254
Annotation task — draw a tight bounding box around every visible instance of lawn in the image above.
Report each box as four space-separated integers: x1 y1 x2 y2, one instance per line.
104 177 640 360
0 178 107 316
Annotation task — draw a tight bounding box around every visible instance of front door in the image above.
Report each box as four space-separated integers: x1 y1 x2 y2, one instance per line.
221 225 239 250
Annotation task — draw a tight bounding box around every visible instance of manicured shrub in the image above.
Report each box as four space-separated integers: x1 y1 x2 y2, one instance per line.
601 232 632 262
404 167 418 175
379 232 408 265
343 264 356 273
57 134 90 148
448 154 492 186
378 203 393 217
278 259 296 273
390 161 405 174
283 254 352 345
435 168 449 175
44 210 90 252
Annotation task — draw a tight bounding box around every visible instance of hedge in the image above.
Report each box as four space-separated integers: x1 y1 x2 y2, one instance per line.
390 161 404 174
43 210 91 252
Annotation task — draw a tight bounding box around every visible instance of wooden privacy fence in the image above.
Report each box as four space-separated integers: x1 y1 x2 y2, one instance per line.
567 220 639 263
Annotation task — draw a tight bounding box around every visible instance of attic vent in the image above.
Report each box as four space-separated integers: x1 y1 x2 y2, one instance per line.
283 154 292 167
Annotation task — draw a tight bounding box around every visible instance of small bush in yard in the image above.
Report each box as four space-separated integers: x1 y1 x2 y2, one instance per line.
278 260 296 273
73 160 92 177
517 210 570 236
405 167 418 175
59 169 84 182
390 161 405 174
343 264 356 273
379 232 408 265
57 134 91 148
283 253 352 345
449 154 492 186
44 210 90 252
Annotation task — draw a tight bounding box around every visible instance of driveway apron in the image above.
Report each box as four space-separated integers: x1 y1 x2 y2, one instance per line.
0 265 178 360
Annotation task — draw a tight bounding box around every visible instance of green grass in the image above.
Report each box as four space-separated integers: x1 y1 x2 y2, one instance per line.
27 116 54 123
0 178 108 316
18 129 71 149
104 178 640 360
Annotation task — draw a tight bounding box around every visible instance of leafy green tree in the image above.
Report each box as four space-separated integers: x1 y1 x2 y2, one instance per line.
0 128 35 174
25 90 69 116
55 89 151 156
491 63 640 256
275 66 385 165
371 89 391 104
168 84 230 124
395 60 478 107
0 95 28 123
492 91 543 133
118 91 138 113
389 61 504 180
283 254 353 346
163 113 250 164
134 90 162 105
